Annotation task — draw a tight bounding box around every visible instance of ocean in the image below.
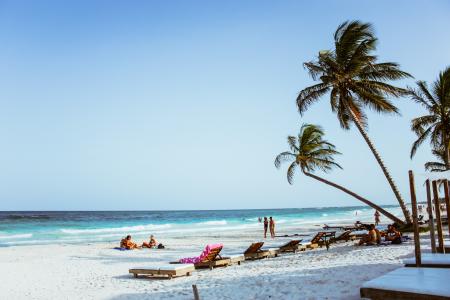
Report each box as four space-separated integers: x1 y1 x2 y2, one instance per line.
0 205 403 247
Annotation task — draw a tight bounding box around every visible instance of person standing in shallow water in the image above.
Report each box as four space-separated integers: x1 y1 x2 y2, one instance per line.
374 210 380 226
263 217 268 238
269 217 275 238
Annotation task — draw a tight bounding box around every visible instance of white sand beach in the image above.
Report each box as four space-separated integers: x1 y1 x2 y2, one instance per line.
1 225 422 300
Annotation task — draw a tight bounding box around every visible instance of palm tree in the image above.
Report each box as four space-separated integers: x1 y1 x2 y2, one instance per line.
274 123 404 225
409 67 450 170
296 20 412 223
425 148 448 173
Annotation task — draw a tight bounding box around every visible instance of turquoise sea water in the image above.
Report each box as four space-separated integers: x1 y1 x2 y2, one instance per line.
0 205 403 246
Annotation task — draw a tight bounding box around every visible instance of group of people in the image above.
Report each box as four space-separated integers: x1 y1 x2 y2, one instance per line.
358 224 402 246
258 216 276 238
120 234 163 250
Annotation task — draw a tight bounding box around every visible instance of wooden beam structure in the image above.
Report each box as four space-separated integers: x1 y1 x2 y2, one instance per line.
444 180 450 238
425 180 437 253
432 180 445 253
408 171 421 267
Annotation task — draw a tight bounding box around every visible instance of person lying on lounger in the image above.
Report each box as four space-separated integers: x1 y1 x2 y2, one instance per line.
142 235 158 248
357 224 377 246
385 225 402 244
120 235 140 249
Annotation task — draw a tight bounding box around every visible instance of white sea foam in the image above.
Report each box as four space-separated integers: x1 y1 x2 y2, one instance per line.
0 233 33 240
197 220 227 226
60 224 172 235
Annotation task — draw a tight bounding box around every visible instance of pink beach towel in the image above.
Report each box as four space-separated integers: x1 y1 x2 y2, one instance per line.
179 243 223 264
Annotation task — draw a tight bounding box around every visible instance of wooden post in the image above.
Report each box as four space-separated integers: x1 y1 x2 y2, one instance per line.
192 284 200 300
409 171 421 267
426 180 437 253
444 180 450 238
432 180 445 253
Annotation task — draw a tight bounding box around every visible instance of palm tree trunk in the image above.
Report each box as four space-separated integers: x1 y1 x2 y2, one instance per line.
303 171 405 225
348 109 412 224
444 136 450 170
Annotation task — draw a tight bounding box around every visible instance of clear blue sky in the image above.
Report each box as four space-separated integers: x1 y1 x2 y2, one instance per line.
0 0 449 210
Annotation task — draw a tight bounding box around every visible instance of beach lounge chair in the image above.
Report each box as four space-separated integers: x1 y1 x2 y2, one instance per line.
172 243 230 270
244 242 272 260
404 253 450 268
129 264 195 279
360 267 450 299
227 254 245 265
330 230 355 243
278 240 302 253
302 231 335 248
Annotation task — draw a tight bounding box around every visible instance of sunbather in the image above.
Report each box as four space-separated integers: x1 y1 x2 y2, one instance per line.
120 235 140 249
385 224 402 244
142 235 158 248
357 224 377 246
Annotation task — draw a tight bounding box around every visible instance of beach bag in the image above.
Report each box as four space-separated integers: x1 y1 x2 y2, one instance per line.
157 243 165 249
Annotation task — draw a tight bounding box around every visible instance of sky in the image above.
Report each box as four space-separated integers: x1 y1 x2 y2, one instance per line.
0 0 449 210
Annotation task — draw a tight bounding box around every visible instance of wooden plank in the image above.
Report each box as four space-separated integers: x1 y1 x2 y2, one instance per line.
408 170 421 267
432 180 445 253
192 285 200 300
195 258 230 269
244 250 270 260
444 180 450 238
129 269 176 276
426 180 437 253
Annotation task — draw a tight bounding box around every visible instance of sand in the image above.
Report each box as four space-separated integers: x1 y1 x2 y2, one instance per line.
1 226 421 300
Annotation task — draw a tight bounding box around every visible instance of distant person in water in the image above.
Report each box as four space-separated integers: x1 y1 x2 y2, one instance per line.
120 235 139 250
269 217 275 238
263 217 268 238
258 217 262 223
374 210 380 226
142 235 158 248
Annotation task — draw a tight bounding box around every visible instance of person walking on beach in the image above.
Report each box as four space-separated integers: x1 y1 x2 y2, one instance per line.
374 210 380 226
269 217 275 238
263 217 268 238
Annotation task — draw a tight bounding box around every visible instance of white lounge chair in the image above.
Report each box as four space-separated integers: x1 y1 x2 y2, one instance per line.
404 253 450 268
129 264 195 279
360 267 450 299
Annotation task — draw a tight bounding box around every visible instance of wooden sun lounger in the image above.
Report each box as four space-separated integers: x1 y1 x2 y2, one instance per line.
404 253 450 268
331 230 355 243
360 267 450 299
278 240 302 253
192 246 230 270
226 254 245 265
171 246 230 270
244 242 272 260
304 231 336 248
129 264 195 279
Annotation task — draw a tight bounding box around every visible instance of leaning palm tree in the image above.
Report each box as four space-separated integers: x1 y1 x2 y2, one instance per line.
409 67 450 169
275 123 404 224
296 20 412 223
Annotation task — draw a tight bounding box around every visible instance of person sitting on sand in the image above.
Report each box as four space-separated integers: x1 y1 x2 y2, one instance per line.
142 235 158 248
385 224 402 244
358 224 377 246
120 235 139 250
374 227 382 244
